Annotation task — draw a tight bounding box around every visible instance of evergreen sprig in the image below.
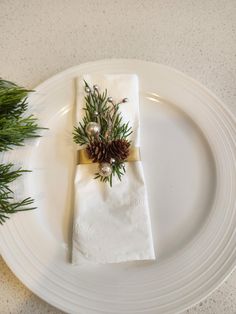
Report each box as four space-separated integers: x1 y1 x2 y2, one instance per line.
0 78 43 224
0 164 35 224
0 115 40 151
0 79 30 118
73 81 132 186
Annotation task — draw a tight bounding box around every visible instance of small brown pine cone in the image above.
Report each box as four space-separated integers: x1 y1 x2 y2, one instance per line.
86 141 109 163
108 139 130 162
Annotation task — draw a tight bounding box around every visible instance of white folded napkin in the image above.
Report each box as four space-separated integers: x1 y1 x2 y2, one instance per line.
72 74 155 264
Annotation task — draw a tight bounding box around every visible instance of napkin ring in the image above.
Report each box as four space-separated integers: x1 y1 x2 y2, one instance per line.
77 147 140 165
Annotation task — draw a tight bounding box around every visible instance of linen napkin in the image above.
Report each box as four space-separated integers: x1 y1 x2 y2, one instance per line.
72 74 155 264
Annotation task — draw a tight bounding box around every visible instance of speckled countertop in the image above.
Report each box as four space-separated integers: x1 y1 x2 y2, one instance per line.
1 1 236 313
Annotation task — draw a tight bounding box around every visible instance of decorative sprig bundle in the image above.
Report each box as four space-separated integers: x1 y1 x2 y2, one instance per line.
73 81 132 186
0 79 42 224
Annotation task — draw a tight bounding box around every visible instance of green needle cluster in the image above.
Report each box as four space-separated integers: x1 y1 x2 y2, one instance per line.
0 164 35 224
0 79 42 224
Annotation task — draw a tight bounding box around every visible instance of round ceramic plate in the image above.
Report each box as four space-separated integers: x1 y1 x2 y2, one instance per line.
1 59 236 314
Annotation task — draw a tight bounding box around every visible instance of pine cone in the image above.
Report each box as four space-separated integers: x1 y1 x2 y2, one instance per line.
86 141 109 163
87 139 130 163
108 139 130 162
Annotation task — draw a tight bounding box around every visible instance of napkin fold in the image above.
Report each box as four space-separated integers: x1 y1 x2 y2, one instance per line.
72 74 155 264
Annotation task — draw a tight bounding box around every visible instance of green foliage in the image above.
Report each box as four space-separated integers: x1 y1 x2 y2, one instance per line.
0 79 42 152
0 164 35 224
73 81 132 186
0 115 40 151
0 79 29 118
0 78 42 224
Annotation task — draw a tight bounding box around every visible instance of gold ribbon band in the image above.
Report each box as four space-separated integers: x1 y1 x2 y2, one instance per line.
77 147 140 165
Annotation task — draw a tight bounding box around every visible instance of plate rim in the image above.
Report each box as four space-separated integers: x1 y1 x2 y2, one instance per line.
1 58 236 314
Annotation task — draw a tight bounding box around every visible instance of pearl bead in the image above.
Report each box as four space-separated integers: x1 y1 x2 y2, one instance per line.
110 158 116 164
107 97 113 102
85 122 101 136
93 85 99 91
94 111 99 116
99 162 112 177
85 86 91 93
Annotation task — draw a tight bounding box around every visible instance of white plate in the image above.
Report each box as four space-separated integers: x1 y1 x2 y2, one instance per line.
1 59 236 314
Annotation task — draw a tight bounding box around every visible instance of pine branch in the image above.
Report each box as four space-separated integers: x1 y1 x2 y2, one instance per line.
0 115 41 151
0 78 44 224
0 163 29 189
0 79 44 152
0 163 35 224
0 79 31 118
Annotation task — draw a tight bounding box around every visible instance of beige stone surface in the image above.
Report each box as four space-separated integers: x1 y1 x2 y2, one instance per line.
0 0 236 313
